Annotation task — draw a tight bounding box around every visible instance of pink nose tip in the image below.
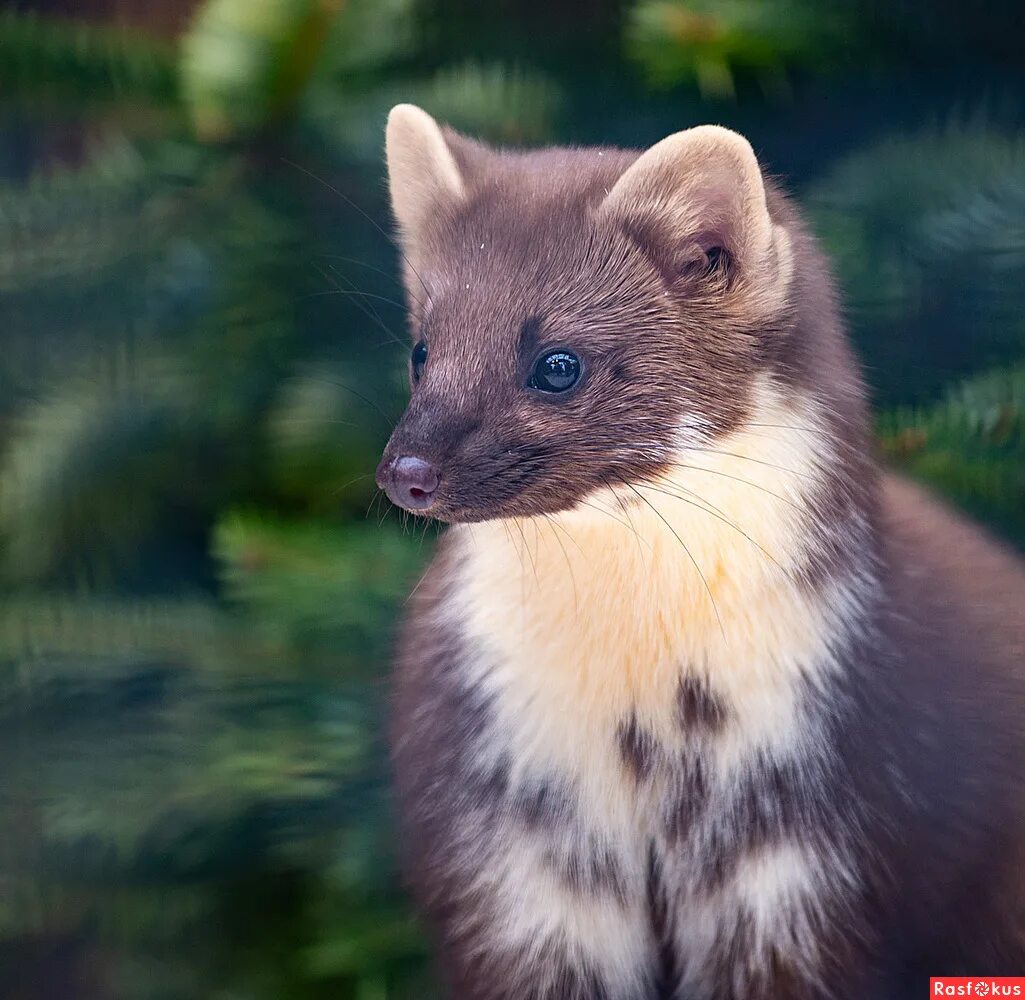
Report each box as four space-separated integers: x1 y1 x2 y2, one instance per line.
380 455 440 511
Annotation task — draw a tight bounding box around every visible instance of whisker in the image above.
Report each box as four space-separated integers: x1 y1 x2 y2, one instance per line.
283 157 434 305
624 482 726 641
502 520 527 612
683 446 813 479
744 422 867 458
513 518 541 590
323 271 408 311
542 513 579 616
545 512 586 558
295 373 396 424
404 561 434 606
466 445 551 493
742 422 850 444
745 421 819 432
318 254 423 305
365 487 384 521
313 270 405 353
577 498 653 551
635 482 786 575
667 462 803 510
332 472 373 497
602 476 647 562
314 265 407 350
280 417 361 428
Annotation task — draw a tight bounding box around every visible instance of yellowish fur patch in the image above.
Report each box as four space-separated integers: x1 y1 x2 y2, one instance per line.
453 378 860 784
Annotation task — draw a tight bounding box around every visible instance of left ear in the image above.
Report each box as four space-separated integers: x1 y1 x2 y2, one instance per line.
386 103 467 249
599 125 790 295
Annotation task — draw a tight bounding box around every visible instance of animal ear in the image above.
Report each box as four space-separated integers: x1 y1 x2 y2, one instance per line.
599 125 787 288
386 103 466 246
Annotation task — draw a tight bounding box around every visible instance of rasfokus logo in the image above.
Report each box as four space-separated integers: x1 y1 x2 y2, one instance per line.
931 979 1025 997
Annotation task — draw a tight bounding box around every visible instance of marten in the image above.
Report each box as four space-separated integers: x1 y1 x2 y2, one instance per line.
374 103 1025 999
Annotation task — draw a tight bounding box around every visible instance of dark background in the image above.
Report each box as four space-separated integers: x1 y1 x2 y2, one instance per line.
1 0 1024 996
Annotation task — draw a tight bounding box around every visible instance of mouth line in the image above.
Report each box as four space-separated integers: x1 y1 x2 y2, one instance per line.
379 449 662 523
387 490 593 525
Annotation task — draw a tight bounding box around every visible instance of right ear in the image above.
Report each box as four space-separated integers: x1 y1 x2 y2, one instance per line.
597 124 791 308
386 104 466 247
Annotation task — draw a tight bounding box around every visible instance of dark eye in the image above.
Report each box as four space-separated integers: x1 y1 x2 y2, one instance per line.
529 350 581 394
411 340 428 382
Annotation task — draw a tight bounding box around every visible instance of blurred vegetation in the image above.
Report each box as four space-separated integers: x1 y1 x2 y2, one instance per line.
626 0 856 98
880 367 1025 547
808 120 1025 407
0 0 1023 996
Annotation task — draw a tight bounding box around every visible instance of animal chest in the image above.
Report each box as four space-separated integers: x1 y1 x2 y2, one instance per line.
447 513 854 996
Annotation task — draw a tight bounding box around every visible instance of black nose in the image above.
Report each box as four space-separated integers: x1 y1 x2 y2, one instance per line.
378 455 440 511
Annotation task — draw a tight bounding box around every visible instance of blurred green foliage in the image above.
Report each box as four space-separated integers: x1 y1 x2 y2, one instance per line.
808 121 1025 406
215 514 426 668
626 0 1025 100
181 0 344 141
880 367 1025 547
626 0 854 98
0 8 177 107
0 0 1024 996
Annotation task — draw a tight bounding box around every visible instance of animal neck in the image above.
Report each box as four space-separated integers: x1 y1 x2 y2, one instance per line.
449 378 878 765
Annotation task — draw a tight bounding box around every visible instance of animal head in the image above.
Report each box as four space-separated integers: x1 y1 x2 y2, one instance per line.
376 104 795 521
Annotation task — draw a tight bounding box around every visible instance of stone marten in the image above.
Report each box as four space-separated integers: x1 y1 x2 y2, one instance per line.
374 103 1025 999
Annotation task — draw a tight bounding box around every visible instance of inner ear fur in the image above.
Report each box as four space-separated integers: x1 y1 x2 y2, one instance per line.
599 125 791 298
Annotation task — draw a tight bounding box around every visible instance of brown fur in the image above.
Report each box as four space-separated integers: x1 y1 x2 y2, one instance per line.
379 107 1025 999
